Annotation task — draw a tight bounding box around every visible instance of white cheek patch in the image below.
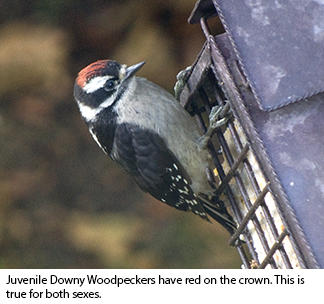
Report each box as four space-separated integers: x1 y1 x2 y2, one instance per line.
76 93 117 122
83 76 113 93
78 101 101 122
99 95 116 108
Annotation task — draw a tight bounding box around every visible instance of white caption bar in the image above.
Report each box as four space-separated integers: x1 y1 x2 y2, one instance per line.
0 269 322 304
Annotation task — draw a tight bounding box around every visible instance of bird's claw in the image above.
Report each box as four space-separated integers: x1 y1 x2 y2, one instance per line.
209 102 231 129
197 102 232 150
174 66 192 100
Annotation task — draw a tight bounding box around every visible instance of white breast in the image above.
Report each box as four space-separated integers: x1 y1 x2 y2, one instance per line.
114 77 212 194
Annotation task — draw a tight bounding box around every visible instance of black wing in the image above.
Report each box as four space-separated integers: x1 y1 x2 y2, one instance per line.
112 123 209 218
111 123 236 234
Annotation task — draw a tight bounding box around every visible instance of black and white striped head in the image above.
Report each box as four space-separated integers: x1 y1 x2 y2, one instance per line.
74 60 145 122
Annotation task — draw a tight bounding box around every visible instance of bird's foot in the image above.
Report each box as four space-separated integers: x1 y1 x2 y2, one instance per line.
209 102 231 129
174 66 192 100
197 102 232 150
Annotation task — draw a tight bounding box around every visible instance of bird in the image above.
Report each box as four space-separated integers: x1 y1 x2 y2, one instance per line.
73 59 236 234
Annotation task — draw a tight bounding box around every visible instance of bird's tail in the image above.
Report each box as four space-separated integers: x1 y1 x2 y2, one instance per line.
198 195 237 235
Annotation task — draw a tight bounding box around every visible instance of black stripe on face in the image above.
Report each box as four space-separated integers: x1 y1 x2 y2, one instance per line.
74 83 116 108
91 87 117 107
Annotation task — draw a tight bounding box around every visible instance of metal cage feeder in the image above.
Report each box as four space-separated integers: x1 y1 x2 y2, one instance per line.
178 0 324 269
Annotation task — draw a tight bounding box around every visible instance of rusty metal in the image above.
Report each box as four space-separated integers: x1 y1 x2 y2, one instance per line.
258 230 289 269
179 21 296 269
228 183 270 247
180 0 322 268
215 144 249 196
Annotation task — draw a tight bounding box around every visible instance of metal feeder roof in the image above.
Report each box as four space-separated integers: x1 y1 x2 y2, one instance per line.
190 0 324 111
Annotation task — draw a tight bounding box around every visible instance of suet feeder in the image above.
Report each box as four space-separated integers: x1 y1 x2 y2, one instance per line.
179 0 324 268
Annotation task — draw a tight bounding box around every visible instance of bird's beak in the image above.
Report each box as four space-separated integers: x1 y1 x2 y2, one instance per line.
124 61 145 80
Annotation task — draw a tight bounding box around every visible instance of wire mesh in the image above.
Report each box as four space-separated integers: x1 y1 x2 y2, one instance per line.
181 44 301 268
181 0 322 268
190 67 299 268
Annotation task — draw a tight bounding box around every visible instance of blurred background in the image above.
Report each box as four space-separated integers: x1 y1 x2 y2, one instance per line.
0 0 240 268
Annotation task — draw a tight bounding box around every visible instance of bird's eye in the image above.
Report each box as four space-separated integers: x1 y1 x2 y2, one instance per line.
104 79 117 91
